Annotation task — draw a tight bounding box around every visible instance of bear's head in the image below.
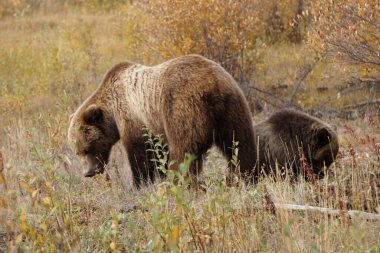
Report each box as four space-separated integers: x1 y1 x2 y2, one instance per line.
68 104 120 177
308 124 339 177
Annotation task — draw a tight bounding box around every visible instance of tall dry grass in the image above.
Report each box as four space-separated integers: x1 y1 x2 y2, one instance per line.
1 112 379 251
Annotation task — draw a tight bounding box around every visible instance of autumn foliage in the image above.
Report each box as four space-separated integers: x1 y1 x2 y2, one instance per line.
310 0 380 79
134 0 307 91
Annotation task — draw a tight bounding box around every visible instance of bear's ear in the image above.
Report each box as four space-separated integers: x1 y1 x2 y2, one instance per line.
83 105 103 125
68 113 74 123
315 128 331 147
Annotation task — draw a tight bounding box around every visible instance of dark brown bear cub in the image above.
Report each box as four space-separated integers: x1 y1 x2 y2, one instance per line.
68 55 257 188
254 109 339 180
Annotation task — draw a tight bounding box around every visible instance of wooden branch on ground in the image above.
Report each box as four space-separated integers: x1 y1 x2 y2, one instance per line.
120 201 380 222
342 99 380 109
275 203 380 221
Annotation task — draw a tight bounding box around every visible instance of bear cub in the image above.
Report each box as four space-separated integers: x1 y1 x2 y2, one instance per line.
254 109 339 180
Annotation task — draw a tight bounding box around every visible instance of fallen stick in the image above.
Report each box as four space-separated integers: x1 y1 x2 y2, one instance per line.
342 99 380 109
0 151 3 172
275 203 380 221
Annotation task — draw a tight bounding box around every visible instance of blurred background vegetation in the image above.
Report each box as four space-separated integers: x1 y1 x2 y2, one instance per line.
0 0 379 251
0 0 379 128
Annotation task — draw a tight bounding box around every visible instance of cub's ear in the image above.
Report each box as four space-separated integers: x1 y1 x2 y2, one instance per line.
315 128 331 147
83 105 103 125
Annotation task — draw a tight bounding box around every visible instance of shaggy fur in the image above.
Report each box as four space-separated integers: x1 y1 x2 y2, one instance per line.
254 109 339 179
68 55 257 187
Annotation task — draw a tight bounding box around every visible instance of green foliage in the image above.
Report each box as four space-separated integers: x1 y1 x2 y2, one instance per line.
142 155 193 252
144 127 171 175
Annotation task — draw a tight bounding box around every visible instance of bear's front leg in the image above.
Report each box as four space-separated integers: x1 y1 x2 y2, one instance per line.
125 136 156 188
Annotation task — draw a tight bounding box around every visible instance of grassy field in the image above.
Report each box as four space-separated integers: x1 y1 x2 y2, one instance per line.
0 6 379 253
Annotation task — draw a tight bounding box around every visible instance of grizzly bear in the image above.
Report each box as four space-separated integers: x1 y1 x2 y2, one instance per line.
68 54 257 187
254 109 339 179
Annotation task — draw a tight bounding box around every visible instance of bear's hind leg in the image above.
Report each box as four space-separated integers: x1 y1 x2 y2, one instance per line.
215 102 257 183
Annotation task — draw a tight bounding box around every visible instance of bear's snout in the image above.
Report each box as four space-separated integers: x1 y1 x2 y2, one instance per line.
84 170 96 177
84 160 105 178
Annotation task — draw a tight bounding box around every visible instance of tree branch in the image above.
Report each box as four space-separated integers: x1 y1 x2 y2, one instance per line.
286 57 320 106
248 86 286 104
275 203 380 221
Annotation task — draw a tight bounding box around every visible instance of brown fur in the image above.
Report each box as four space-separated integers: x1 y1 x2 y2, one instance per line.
68 55 257 187
254 109 339 179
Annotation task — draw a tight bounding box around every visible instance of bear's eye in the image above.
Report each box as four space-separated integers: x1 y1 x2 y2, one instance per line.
83 127 91 135
84 148 91 155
